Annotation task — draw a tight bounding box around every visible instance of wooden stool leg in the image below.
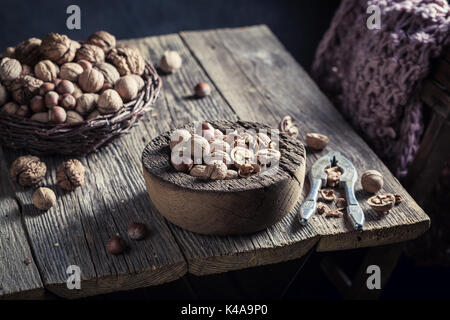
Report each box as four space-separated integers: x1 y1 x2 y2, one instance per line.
321 243 404 300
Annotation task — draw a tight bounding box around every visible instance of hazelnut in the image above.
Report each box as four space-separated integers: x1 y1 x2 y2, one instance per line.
0 57 22 82
79 67 104 93
95 62 120 84
367 193 395 212
77 59 92 71
30 112 50 123
106 235 125 255
49 106 67 124
170 129 192 150
15 105 30 118
10 76 43 105
45 91 59 108
361 170 383 193
107 47 145 76
115 75 139 101
306 133 329 150
320 189 336 202
194 82 211 97
87 31 116 52
171 155 194 172
60 93 76 110
34 60 59 82
127 222 148 240
97 89 123 114
225 169 238 180
75 43 105 64
75 93 98 115
9 155 47 187
65 110 84 124
60 62 83 82
30 95 46 113
14 38 41 66
2 46 15 58
56 80 75 95
0 83 8 106
159 50 182 73
40 33 80 64
39 82 55 95
32 187 56 211
56 159 85 191
1 102 19 115
53 78 62 87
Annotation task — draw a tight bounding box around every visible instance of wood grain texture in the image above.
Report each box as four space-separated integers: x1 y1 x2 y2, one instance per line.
0 148 44 299
126 33 319 275
180 25 430 252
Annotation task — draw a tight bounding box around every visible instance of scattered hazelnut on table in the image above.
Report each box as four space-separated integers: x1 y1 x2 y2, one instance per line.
97 89 123 114
0 58 22 82
34 59 59 82
32 187 56 211
1 102 19 115
305 133 329 150
56 159 85 191
60 94 76 110
194 82 211 97
127 222 148 240
60 62 83 82
361 170 383 193
115 75 139 101
49 106 67 124
9 155 47 187
159 50 182 74
30 96 46 113
106 235 125 255
79 67 104 93
45 91 59 108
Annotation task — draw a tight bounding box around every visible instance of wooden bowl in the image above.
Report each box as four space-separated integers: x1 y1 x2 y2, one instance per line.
141 120 306 235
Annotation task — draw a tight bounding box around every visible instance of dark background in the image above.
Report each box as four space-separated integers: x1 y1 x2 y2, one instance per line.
0 0 340 71
1 0 448 300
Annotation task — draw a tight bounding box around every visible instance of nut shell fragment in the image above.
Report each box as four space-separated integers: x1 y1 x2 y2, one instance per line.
367 193 395 212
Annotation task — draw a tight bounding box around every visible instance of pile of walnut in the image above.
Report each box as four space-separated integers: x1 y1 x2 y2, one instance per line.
0 31 146 124
9 155 85 211
169 122 281 180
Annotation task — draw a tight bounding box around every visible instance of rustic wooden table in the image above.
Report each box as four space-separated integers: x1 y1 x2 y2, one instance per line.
0 25 430 299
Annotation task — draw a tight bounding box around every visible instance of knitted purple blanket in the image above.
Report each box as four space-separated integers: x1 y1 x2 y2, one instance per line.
312 0 449 178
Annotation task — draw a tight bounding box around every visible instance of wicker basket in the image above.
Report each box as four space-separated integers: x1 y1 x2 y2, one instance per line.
0 64 161 156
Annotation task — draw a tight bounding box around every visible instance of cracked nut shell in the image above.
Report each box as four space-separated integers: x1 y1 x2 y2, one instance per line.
107 46 145 76
10 155 47 187
56 159 85 191
9 75 43 105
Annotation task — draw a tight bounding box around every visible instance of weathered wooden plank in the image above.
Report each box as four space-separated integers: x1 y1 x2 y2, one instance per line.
126 33 319 275
0 148 44 299
180 25 429 252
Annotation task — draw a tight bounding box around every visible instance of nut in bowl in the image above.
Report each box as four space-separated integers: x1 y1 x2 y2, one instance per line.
0 31 161 156
142 120 306 235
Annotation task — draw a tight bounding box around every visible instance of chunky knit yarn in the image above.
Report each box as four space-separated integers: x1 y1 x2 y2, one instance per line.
312 0 449 178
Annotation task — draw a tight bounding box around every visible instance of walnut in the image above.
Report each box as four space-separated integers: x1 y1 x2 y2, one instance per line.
130 74 144 91
30 112 49 123
206 161 228 180
9 76 43 104
60 62 84 82
34 59 60 82
75 93 99 115
361 170 383 193
97 89 123 114
1 102 19 115
114 75 139 101
78 67 104 93
9 155 47 187
66 110 84 124
0 83 8 106
0 57 22 82
56 159 85 191
306 133 329 150
32 187 56 211
107 47 145 76
14 38 42 66
40 33 80 64
87 31 116 52
159 50 182 73
95 62 120 84
75 44 105 64
2 47 15 58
